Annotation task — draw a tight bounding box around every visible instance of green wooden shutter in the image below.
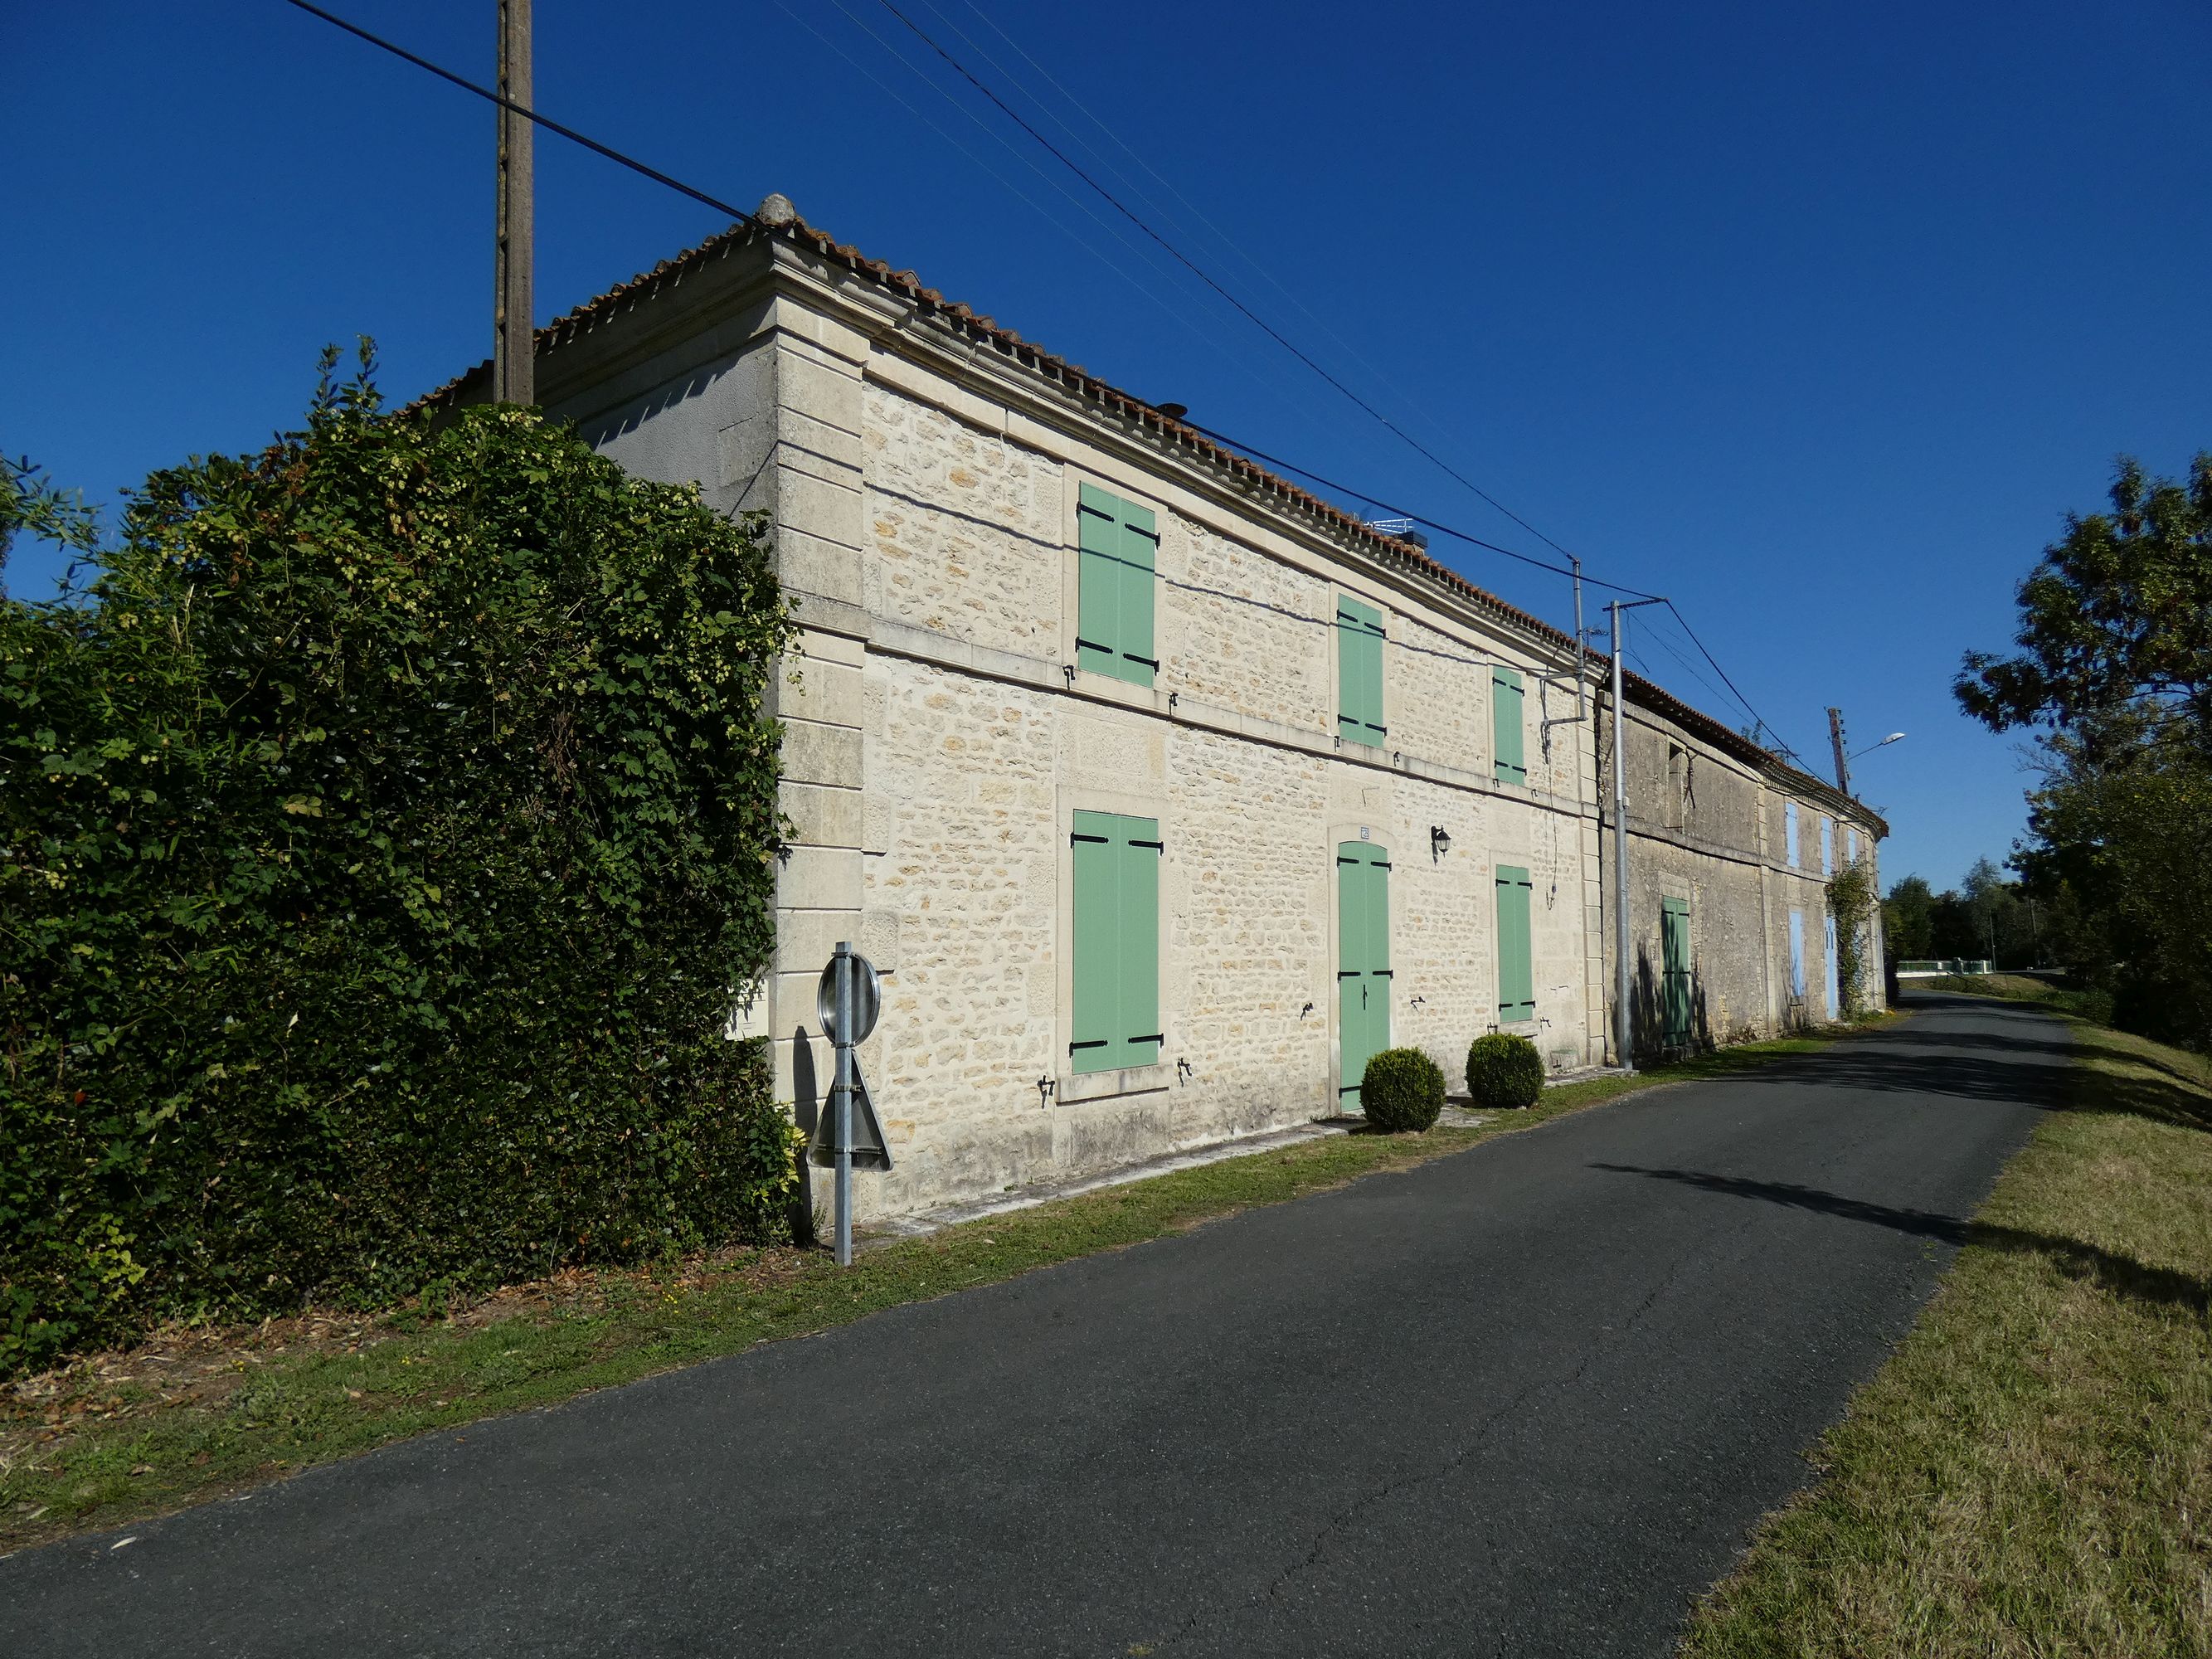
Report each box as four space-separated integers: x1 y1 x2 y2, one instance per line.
1492 667 1526 784
1076 484 1156 688
1495 864 1534 1021
1660 896 1692 1044
1076 487 1121 683
1116 500 1158 687
1071 811 1118 1072
1336 844 1366 1098
1071 810 1159 1073
1120 816 1162 1065
1336 596 1386 746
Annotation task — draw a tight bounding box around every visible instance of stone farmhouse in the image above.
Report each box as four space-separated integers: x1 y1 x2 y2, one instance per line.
425 195 1887 1224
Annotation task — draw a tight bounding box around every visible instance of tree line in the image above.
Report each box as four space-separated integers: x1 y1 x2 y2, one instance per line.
1899 452 2212 1048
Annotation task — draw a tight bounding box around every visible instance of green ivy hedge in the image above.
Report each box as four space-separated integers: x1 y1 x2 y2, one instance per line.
1 354 800 1376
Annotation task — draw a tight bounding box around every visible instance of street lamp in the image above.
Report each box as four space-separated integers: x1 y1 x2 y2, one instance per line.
1850 732 1905 761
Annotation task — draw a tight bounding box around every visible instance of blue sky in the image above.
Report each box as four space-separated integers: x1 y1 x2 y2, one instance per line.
7 1 2208 893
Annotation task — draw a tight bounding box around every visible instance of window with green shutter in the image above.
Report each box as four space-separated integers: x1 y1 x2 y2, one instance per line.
1070 810 1163 1074
1336 596 1385 746
1075 483 1159 688
1492 666 1526 784
1495 864 1535 1021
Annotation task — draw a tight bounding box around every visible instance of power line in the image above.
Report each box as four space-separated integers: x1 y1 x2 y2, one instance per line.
954 1 1513 524
766 0 1296 410
870 0 1583 563
1660 601 1811 766
281 0 757 226
284 0 1813 774
1175 417 1662 599
884 0 1821 765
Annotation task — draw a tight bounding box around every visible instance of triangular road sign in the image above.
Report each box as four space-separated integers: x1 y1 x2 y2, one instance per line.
808 1054 893 1171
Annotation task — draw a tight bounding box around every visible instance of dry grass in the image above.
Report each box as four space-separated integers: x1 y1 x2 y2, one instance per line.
1680 1014 2212 1657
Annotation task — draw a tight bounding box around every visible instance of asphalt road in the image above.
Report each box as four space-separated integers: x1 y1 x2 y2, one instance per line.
3 992 2069 1657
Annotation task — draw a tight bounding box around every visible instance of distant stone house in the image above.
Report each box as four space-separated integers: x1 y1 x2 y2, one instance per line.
424 195 1885 1223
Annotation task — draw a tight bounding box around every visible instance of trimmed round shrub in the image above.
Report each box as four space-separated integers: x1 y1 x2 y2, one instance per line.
1360 1047 1446 1132
1466 1033 1545 1108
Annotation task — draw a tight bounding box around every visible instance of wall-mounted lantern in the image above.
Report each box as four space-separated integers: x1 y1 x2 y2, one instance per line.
1430 825 1451 862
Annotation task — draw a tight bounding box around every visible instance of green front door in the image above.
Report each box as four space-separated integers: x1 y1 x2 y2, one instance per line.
1660 897 1693 1047
1336 840 1392 1106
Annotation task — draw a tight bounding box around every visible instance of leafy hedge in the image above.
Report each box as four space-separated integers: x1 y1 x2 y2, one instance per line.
1 354 800 1375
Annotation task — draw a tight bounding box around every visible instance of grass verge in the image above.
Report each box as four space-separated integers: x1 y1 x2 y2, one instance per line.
1680 1005 2212 1657
2 1020 1892 1554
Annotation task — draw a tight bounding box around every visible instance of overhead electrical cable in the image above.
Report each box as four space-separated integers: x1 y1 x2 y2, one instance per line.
1659 601 1811 765
954 0 1506 499
284 0 1818 776
280 0 758 225
1175 418 1660 598
931 0 1818 763
870 0 1582 562
767 0 1301 406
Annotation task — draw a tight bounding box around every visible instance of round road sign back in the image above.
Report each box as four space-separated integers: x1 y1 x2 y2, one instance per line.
816 951 882 1044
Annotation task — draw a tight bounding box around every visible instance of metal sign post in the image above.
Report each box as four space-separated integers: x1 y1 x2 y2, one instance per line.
812 943 887 1267
1611 606 1633 1073
833 944 854 1266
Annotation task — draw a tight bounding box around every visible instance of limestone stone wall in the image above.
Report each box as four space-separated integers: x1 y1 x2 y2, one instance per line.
860 382 1062 659
1162 510 1332 730
525 244 1879 1224
836 365 1604 1214
1600 693 1882 1061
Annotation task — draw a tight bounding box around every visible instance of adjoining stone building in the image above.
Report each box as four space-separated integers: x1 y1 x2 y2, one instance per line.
424 197 1885 1223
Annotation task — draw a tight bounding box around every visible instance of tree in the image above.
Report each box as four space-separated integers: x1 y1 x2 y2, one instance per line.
1883 875 1937 961
1957 452 2212 1044
0 455 100 593
1957 454 2212 737
1962 857 2019 964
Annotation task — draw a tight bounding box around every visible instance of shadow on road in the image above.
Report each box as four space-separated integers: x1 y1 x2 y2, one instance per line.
1898 990 2212 1130
1588 1163 2210 1316
1694 1044 2077 1110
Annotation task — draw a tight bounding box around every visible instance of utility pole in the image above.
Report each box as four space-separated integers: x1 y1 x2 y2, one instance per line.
1571 557 1587 730
1827 707 1850 795
1610 603 1633 1072
1605 599 1668 1069
493 0 533 405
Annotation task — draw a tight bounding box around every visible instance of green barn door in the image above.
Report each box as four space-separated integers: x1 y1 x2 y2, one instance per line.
1336 841 1392 1105
1660 897 1692 1047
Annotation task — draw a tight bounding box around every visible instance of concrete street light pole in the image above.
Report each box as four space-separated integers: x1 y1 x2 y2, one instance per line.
1611 603 1632 1072
1608 599 1668 1072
